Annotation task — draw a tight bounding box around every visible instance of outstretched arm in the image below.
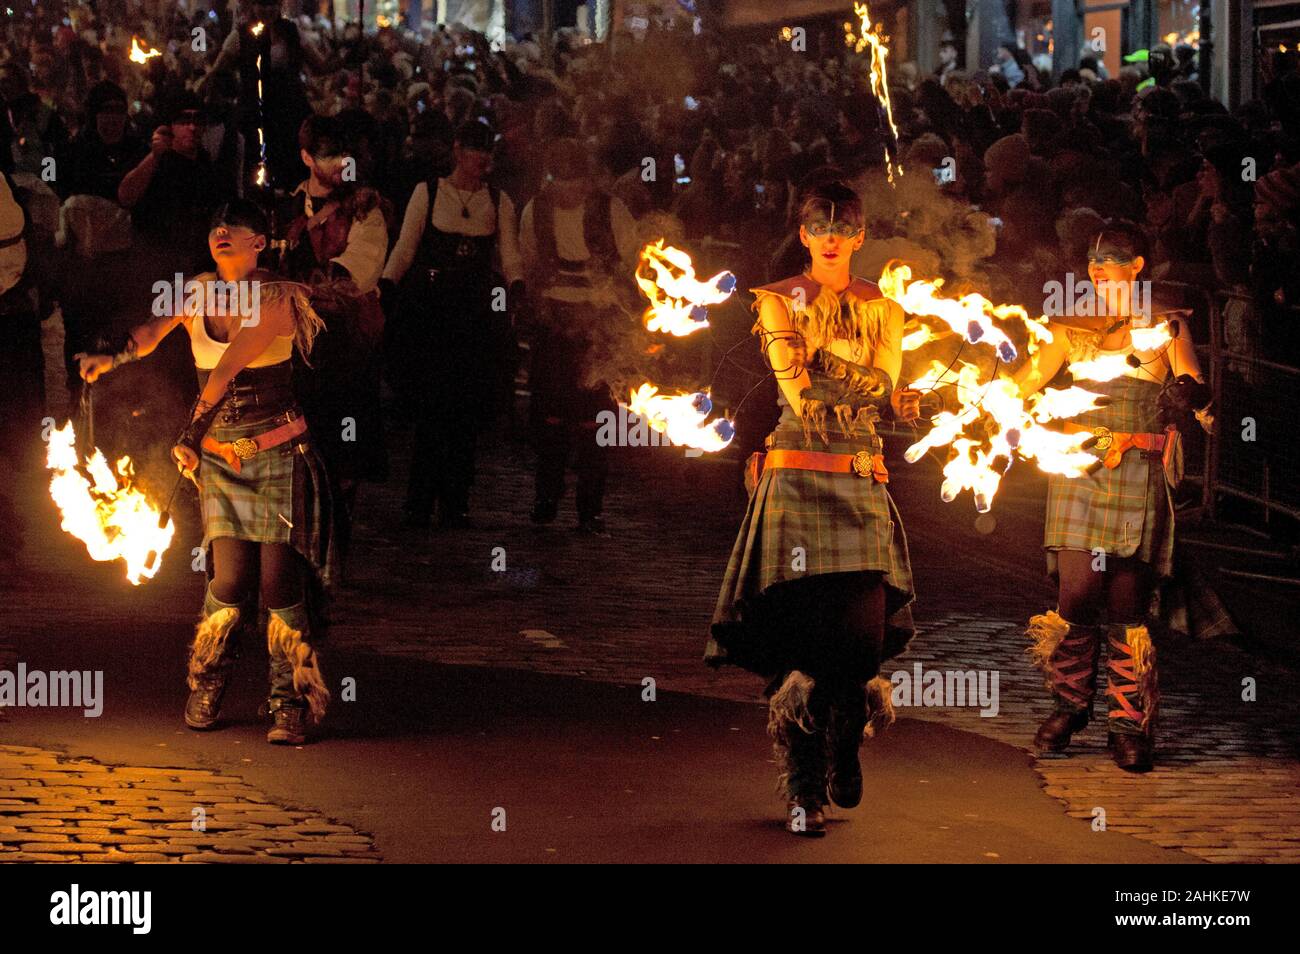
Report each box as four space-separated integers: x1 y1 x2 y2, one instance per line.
77 313 186 382
1015 322 1070 397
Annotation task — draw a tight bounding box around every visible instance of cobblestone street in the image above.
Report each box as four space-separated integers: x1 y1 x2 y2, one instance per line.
2 417 1298 863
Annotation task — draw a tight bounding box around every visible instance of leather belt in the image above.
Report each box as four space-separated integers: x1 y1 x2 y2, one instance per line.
202 415 307 473
756 448 889 483
1063 422 1170 470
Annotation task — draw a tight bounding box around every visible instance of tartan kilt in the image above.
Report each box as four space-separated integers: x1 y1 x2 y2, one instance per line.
199 406 341 625
708 428 916 676
1043 376 1175 579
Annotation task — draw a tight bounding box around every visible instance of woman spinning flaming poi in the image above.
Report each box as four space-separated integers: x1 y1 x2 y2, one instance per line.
1014 221 1211 773
78 199 336 746
707 181 923 837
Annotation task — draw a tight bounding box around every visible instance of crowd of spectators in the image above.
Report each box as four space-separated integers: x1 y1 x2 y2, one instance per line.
3 1 1299 506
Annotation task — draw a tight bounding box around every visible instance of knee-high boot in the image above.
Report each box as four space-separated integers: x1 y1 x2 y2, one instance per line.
266 602 330 745
1106 622 1158 772
1026 610 1103 753
185 587 251 730
768 670 830 836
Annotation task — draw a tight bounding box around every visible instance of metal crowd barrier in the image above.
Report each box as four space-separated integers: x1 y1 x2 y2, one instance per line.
1202 289 1300 527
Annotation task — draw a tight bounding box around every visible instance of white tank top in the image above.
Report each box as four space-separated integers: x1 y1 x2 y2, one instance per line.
189 311 294 371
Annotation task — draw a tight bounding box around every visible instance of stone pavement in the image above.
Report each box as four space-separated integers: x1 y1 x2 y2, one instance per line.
0 744 379 863
325 427 1300 863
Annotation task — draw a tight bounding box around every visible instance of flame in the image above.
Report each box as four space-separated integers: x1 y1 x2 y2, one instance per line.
129 36 161 64
880 262 1033 363
625 384 735 452
250 21 266 37
903 369 1100 512
848 3 902 182
635 240 736 337
901 320 947 351
45 422 175 585
254 163 268 188
1067 321 1170 381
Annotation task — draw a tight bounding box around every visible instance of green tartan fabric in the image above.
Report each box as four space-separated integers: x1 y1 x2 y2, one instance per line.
197 369 340 620
708 407 916 672
1044 375 1174 577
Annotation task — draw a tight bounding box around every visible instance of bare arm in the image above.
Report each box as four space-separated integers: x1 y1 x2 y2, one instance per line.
1015 322 1070 397
756 294 812 417
871 299 904 389
1163 318 1204 382
77 313 185 382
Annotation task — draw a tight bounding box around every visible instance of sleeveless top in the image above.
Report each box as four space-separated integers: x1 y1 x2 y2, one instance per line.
189 308 294 370
184 272 318 371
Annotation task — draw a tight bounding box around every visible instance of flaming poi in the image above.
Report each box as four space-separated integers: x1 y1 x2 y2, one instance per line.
129 37 161 65
636 240 737 337
45 421 175 585
624 385 735 453
879 261 1051 363
903 360 1103 512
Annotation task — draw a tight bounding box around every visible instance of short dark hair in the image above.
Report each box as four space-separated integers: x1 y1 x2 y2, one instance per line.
209 198 270 238
797 181 864 230
1089 219 1148 261
454 119 495 152
298 113 349 157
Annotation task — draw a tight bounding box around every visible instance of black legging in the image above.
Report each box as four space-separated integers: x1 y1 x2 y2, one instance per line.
210 538 305 610
1056 549 1151 625
752 570 887 687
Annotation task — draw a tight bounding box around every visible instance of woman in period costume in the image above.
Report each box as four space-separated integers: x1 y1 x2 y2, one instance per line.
79 199 336 745
1015 221 1213 772
708 182 921 837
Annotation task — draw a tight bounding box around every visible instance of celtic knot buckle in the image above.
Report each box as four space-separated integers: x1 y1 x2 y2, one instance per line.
851 451 875 477
1091 426 1113 451
232 437 259 460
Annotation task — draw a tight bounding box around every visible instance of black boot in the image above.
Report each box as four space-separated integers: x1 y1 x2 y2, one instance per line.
768 671 830 837
1026 611 1103 755
1033 708 1090 754
184 592 245 730
1106 623 1158 772
828 683 867 809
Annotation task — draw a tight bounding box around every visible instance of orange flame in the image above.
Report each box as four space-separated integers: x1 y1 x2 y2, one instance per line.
1067 322 1170 382
848 3 902 182
129 37 161 65
45 422 175 585
625 384 735 452
880 261 1053 363
635 241 736 337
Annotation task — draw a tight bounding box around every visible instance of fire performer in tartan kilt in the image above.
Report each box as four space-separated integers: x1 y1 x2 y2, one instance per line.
708 182 921 837
1015 221 1212 772
78 199 337 745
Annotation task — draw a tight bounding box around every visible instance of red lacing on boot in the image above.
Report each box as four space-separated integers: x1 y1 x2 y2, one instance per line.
1106 639 1143 723
1053 631 1099 708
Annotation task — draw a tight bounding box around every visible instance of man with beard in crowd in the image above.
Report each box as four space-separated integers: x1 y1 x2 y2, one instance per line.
275 114 390 569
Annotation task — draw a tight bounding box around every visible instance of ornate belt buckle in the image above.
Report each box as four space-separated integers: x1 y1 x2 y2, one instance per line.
232 437 259 460
1091 426 1113 451
851 450 875 477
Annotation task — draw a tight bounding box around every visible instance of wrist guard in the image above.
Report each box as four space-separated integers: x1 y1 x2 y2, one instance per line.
175 398 224 455
1158 374 1212 430
94 330 140 369
811 349 891 402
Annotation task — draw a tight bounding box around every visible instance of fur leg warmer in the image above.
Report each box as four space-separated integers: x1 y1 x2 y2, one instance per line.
267 603 330 723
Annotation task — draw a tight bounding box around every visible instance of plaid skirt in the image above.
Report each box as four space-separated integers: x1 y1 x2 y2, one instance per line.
1044 375 1175 579
199 405 340 621
708 425 916 677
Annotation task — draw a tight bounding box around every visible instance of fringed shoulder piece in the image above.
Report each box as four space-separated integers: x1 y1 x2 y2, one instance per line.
752 273 886 354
